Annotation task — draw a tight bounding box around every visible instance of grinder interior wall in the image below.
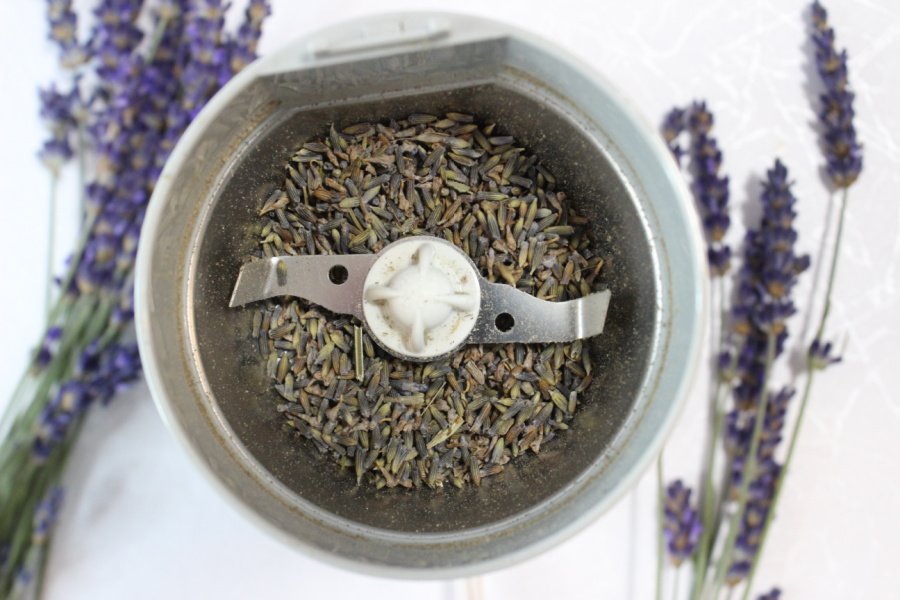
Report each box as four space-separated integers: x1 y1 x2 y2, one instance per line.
190 82 657 534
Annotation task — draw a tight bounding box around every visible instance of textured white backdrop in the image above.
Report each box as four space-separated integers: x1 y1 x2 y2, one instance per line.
1 1 898 599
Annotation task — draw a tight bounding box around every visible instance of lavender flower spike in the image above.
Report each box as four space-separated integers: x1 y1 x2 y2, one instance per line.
688 102 731 276
757 588 782 600
811 1 862 188
661 102 732 275
663 480 703 566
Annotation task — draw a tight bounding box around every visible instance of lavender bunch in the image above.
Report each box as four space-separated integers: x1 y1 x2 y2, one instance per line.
0 1 270 596
655 3 860 600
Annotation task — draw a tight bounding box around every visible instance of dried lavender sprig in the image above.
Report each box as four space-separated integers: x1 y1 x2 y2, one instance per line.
708 160 807 599
662 102 732 276
738 5 858 598
688 102 731 277
660 101 735 600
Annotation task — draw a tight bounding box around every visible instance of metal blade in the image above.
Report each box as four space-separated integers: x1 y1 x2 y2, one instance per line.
228 254 378 319
468 282 611 344
230 251 611 347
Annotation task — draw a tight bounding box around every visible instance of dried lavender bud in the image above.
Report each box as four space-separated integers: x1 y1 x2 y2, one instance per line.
252 112 604 489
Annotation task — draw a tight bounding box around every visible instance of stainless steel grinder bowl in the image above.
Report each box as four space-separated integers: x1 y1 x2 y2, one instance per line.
135 12 706 578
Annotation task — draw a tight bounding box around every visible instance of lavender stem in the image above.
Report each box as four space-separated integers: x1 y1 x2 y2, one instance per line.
814 187 849 341
671 564 681 600
145 16 170 62
45 174 59 320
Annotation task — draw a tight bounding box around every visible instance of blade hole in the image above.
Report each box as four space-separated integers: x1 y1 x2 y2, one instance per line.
329 265 349 285
495 312 515 332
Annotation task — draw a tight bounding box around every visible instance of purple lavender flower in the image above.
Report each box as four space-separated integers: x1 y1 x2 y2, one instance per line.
31 488 64 545
808 338 842 370
688 102 731 267
33 327 63 369
229 0 272 74
725 389 791 483
724 394 792 583
663 480 703 566
38 137 74 173
662 107 687 164
47 0 88 68
90 0 145 80
757 588 782 600
728 476 777 586
32 344 140 461
37 84 82 174
729 161 809 409
811 1 862 188
39 85 80 135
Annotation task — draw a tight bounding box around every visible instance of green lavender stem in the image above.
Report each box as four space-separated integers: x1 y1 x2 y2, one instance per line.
738 187 850 600
813 188 848 342
146 16 170 63
0 417 83 597
705 333 777 600
689 378 727 598
45 174 59 319
672 565 682 600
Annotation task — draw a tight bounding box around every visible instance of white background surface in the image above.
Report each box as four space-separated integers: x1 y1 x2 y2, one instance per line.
1 1 898 598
